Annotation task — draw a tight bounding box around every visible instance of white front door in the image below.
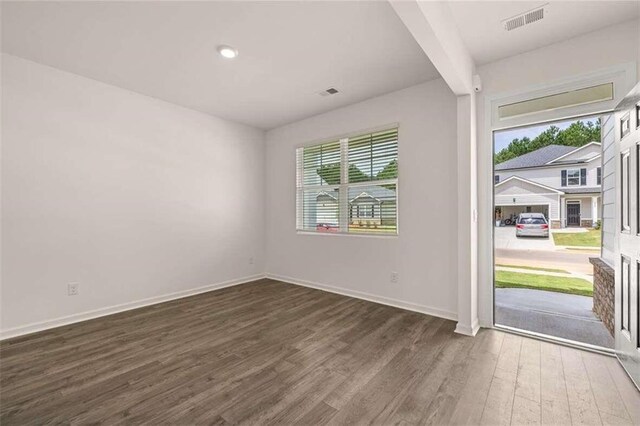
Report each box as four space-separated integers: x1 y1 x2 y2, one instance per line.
615 82 640 388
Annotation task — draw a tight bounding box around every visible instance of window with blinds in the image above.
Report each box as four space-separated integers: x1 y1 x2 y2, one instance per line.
296 128 398 235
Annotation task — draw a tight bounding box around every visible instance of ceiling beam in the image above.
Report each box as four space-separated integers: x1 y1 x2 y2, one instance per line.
390 0 475 95
392 0 479 336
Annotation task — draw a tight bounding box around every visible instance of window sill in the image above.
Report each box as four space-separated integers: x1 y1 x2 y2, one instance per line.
296 230 398 239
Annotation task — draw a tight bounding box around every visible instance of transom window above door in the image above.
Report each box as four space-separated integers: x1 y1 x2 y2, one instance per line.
296 127 398 235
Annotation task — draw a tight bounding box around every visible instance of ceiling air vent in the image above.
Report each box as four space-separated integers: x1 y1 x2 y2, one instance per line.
318 87 339 97
503 4 546 31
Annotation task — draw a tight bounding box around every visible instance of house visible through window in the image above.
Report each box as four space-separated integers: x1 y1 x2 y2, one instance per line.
597 167 602 185
296 128 398 235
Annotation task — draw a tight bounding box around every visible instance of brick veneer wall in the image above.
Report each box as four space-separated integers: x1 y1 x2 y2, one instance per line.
590 257 615 337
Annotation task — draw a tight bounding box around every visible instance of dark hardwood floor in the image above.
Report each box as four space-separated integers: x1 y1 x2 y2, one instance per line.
1 279 638 424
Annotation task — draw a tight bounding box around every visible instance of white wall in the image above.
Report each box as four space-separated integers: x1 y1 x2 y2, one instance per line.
264 79 459 319
476 20 640 326
477 20 639 99
1 54 265 336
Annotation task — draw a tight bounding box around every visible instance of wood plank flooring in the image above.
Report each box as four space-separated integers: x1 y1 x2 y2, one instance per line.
1 279 639 425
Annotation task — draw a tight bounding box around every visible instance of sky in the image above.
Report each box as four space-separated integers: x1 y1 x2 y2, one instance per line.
493 116 599 154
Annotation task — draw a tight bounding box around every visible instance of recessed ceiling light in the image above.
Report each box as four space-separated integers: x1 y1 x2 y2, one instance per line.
217 45 238 59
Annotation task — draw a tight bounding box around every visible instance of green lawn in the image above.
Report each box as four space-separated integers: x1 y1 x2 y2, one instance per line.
552 229 601 247
495 264 568 274
495 270 593 297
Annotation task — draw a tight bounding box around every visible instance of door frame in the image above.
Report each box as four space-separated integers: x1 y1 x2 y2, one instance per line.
491 117 613 351
480 62 636 331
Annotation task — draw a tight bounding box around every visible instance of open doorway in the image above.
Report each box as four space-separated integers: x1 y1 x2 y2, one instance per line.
493 114 613 349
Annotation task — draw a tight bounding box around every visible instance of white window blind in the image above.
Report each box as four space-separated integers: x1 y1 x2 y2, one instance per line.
296 128 398 235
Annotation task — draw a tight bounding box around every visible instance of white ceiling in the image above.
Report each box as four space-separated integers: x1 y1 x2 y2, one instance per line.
448 1 640 65
1 1 439 130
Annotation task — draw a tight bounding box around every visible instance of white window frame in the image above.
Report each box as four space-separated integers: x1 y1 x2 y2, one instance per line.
566 168 581 186
296 125 399 237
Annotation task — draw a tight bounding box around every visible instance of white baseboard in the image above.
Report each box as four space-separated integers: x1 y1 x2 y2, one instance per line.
2 273 460 340
454 319 480 336
266 273 458 321
0 274 266 340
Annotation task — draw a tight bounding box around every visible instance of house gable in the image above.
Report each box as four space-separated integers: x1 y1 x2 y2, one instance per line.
495 176 563 196
350 192 381 205
316 191 338 203
547 142 601 164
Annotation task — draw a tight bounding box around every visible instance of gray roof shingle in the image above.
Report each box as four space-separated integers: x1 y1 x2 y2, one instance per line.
318 186 396 202
495 145 575 171
562 187 601 194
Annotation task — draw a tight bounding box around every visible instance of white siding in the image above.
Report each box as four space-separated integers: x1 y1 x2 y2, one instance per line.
495 160 601 189
600 114 616 265
495 178 555 195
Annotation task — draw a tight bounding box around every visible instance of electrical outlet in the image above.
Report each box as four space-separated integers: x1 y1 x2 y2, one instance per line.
390 272 399 283
67 283 79 296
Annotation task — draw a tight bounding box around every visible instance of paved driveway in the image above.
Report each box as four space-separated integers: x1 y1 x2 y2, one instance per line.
494 226 555 250
494 226 594 274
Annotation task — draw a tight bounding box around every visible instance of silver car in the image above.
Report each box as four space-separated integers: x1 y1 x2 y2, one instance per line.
515 213 549 238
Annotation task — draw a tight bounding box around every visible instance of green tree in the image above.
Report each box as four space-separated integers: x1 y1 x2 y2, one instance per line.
555 121 600 147
375 159 398 181
316 163 370 185
316 160 398 186
494 120 600 164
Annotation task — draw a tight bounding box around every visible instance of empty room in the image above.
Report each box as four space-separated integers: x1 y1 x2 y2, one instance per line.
1 1 640 424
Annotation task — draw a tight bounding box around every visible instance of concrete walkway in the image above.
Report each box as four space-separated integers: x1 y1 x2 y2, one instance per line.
495 288 614 348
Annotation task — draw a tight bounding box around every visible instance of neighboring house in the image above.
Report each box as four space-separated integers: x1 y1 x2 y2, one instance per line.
494 142 602 228
314 186 396 228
